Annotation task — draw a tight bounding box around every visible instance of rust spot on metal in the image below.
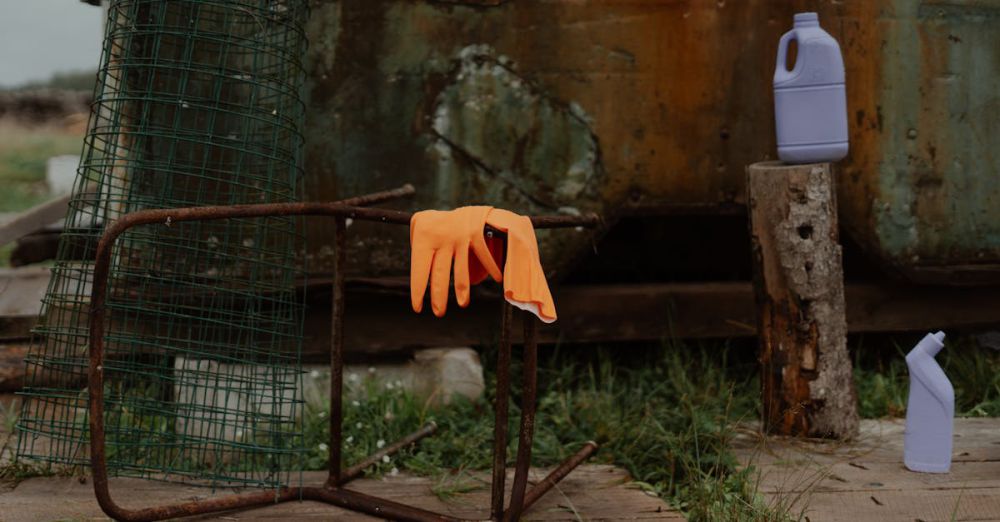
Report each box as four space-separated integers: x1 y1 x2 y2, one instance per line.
300 1 1000 281
430 0 508 7
426 44 604 212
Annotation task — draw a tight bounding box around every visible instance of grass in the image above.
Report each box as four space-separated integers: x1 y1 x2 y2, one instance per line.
6 70 96 93
0 121 81 214
0 120 84 265
3 333 999 519
0 398 77 488
295 334 1000 520
0 398 18 463
0 122 786 517
300 340 795 521
0 75 995 520
853 333 1000 418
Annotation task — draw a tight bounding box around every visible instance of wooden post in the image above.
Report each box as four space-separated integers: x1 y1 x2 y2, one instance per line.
746 161 859 439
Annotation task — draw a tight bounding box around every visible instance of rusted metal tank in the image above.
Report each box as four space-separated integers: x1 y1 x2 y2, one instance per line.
300 1 999 284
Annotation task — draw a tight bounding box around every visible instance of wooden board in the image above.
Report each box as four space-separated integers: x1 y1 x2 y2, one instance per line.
0 466 680 521
788 490 1000 522
0 267 49 320
734 418 1000 522
2 266 1000 356
298 281 1000 359
0 195 70 247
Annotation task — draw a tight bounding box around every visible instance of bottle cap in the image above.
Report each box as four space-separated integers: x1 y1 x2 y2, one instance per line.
794 12 820 28
924 331 946 358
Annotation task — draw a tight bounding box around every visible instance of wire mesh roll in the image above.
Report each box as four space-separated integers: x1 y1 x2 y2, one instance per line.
16 0 309 488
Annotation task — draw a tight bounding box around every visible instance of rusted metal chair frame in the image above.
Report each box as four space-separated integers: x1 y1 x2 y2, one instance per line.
86 185 600 521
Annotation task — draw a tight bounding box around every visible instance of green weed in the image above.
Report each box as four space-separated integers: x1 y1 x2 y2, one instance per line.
299 341 794 521
0 123 81 213
6 330 997 519
853 334 1000 418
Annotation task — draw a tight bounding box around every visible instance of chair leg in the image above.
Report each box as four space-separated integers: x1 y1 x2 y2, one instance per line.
521 441 599 512
326 217 347 487
337 422 439 485
491 302 514 520
504 313 539 522
84 191 598 521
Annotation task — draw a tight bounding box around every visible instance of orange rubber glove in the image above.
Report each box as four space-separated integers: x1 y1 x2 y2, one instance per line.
410 206 502 317
483 209 557 323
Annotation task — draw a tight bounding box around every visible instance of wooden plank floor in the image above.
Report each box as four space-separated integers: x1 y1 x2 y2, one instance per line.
1 390 680 520
0 466 680 521
733 418 1000 522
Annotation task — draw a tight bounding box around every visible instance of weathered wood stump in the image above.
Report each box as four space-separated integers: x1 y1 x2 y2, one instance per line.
746 161 859 439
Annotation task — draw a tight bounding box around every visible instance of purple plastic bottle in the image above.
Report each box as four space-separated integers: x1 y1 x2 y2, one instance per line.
773 12 849 163
904 331 954 473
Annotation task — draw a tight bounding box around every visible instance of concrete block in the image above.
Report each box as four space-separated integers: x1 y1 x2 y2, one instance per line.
173 358 299 462
302 347 485 408
174 348 484 447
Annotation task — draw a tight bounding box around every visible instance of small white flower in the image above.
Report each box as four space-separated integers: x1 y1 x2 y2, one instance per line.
309 370 320 378
390 467 399 476
385 381 395 390
352 400 360 407
384 410 394 421
376 439 385 449
348 373 359 383
381 455 390 463
368 366 376 374
346 436 353 443
394 379 403 388
356 422 363 429
318 443 328 452
345 218 353 228
318 411 326 418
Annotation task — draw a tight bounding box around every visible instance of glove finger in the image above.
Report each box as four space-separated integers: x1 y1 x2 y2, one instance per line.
454 240 471 307
410 242 434 313
430 244 453 317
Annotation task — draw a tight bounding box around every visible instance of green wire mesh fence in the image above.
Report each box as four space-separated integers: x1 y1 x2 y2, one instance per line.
16 0 310 488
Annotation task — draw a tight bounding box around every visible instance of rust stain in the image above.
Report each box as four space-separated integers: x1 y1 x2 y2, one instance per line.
835 0 887 272
299 0 1000 280
424 44 603 211
430 0 508 7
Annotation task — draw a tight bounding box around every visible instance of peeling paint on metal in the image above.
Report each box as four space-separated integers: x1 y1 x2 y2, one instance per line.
863 1 1000 282
428 44 602 210
299 0 1000 282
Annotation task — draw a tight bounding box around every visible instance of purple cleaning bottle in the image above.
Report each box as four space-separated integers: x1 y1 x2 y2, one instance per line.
904 331 954 473
773 12 849 163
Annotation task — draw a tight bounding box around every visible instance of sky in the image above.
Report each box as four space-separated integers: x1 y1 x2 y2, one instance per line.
0 0 104 88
